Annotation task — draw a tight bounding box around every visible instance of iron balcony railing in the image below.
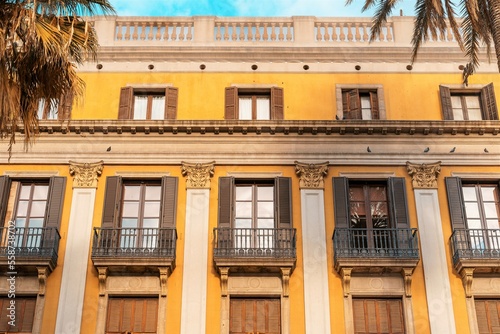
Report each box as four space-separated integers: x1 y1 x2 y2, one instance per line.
92 227 177 258
213 228 296 258
0 226 61 269
451 228 500 264
333 228 420 260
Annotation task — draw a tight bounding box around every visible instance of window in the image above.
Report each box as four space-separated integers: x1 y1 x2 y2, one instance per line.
0 297 36 333
352 298 405 334
118 86 178 120
230 298 280 334
36 95 72 120
342 89 379 120
440 83 498 120
446 178 500 251
106 297 158 334
475 299 500 334
225 87 284 120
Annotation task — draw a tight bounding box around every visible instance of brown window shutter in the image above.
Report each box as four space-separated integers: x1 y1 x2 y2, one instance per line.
45 176 66 229
0 297 36 332
353 298 404 334
439 85 454 120
271 86 284 120
218 177 234 228
445 177 467 230
160 176 178 228
225 87 238 119
276 177 292 228
58 93 73 120
481 83 498 120
230 298 280 333
165 87 178 119
106 297 158 333
475 299 500 334
101 176 123 228
369 91 380 119
388 177 409 229
0 175 11 223
118 87 134 119
333 177 350 229
343 89 361 119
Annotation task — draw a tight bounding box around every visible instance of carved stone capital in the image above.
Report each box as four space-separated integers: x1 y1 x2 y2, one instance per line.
159 267 171 297
37 267 49 296
460 268 475 298
219 267 229 297
181 161 215 189
406 161 441 189
341 267 352 298
294 161 329 189
401 267 414 297
281 267 291 297
69 160 104 188
97 267 108 297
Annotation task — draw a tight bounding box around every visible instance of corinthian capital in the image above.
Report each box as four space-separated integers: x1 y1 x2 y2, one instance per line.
69 160 104 188
181 161 215 189
406 161 441 189
294 161 329 189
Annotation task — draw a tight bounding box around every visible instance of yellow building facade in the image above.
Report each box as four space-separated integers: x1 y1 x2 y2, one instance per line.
1 15 500 334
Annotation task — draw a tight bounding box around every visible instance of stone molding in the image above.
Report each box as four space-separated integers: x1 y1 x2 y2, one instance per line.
294 161 329 189
181 161 215 189
69 160 104 188
406 161 441 189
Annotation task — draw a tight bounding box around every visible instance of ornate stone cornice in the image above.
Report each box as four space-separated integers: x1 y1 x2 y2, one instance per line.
69 160 104 188
181 161 215 189
294 161 329 189
406 161 441 189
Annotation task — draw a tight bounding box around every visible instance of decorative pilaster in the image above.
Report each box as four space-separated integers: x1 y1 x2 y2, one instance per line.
406 161 441 189
460 268 475 298
181 161 215 188
69 160 104 188
294 161 329 189
341 267 352 297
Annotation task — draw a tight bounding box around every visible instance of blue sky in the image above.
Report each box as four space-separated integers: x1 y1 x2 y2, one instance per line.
108 0 416 17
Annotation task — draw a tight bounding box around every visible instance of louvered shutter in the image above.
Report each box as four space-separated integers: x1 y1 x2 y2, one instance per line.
101 176 123 228
475 299 500 334
118 87 134 119
275 177 292 228
445 177 467 230
271 86 284 120
348 89 361 119
333 177 350 228
0 176 11 223
218 177 234 249
225 87 238 119
165 87 178 119
369 91 380 119
353 298 404 334
439 85 454 120
388 177 409 229
481 83 498 120
106 297 158 333
45 177 66 229
160 176 177 251
58 93 73 120
0 297 36 332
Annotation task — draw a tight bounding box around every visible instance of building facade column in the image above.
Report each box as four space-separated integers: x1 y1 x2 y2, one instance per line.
295 161 331 333
406 161 457 334
180 161 214 334
55 161 103 334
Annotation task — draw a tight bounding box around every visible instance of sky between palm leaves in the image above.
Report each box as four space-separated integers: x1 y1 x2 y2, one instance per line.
108 0 415 17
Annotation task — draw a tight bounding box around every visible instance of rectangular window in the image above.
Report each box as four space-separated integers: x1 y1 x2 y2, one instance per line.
106 297 158 334
118 86 178 120
230 298 280 334
225 86 284 120
440 83 498 120
36 94 72 120
342 89 380 120
0 297 36 333
352 298 405 334
475 299 500 334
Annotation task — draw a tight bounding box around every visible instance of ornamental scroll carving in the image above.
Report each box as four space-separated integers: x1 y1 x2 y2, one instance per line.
406 161 441 189
181 161 215 189
69 160 104 188
294 161 329 189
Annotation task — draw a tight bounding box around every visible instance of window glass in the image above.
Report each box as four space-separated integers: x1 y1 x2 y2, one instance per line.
150 95 165 119
451 95 464 120
360 95 372 120
133 96 148 119
238 97 252 120
465 95 482 120
256 97 270 120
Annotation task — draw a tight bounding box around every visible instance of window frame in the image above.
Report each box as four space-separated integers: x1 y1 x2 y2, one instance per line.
225 86 284 120
440 83 498 120
118 86 178 120
336 84 386 120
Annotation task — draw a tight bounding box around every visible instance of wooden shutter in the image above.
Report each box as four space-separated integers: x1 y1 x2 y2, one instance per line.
439 85 454 120
58 93 73 120
388 177 410 229
353 298 404 334
333 177 350 228
164 86 178 119
160 176 177 228
118 87 134 119
345 89 361 119
106 297 158 334
225 87 238 120
0 297 36 332
275 177 292 228
44 176 66 229
101 176 123 228
369 91 380 119
218 177 235 228
445 177 467 230
481 83 498 120
0 175 11 223
271 86 284 120
230 298 281 334
475 299 500 334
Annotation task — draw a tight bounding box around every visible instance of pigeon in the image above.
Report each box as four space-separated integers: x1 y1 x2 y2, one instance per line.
484 148 489 153
106 146 111 152
450 147 456 153
424 147 430 153
367 146 371 153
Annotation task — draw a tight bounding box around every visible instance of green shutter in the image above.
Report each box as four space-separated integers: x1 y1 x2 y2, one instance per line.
101 176 123 228
275 177 292 228
388 177 409 229
439 85 453 120
333 177 350 228
445 177 467 230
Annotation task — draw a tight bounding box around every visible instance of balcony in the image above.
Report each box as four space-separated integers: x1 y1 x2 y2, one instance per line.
213 228 297 273
91 227 177 274
0 227 61 274
451 228 500 274
333 228 420 273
